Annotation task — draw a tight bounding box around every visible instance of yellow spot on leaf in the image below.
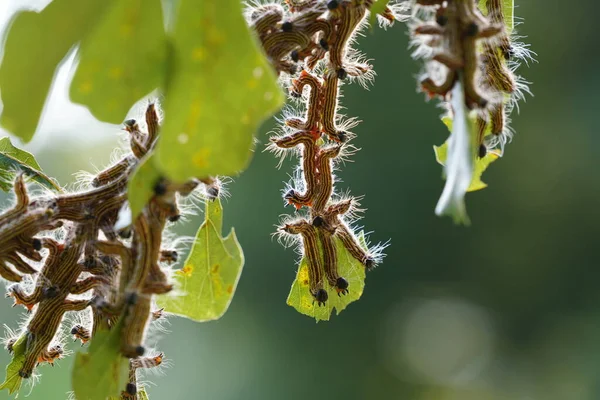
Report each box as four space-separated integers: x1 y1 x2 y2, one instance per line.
190 100 201 116
207 27 225 46
301 296 314 309
192 148 211 169
246 79 258 89
176 265 193 277
298 265 309 285
211 264 220 273
79 81 93 94
240 113 250 125
210 271 224 297
192 47 206 61
109 67 123 79
120 24 133 37
186 100 202 131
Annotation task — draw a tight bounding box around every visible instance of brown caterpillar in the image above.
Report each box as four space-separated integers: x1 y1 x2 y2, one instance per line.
254 0 391 306
0 103 217 388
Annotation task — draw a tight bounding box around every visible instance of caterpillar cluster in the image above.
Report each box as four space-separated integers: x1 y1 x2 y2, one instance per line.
411 0 532 154
0 103 219 397
247 0 403 306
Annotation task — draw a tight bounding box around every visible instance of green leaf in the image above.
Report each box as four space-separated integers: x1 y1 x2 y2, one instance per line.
156 198 244 322
433 1 514 222
0 137 62 192
434 77 474 225
369 0 391 27
72 318 129 400
434 113 501 194
287 233 367 322
434 142 500 192
0 0 114 142
71 0 167 123
139 388 150 400
127 156 163 220
0 335 27 394
478 0 514 33
152 0 284 182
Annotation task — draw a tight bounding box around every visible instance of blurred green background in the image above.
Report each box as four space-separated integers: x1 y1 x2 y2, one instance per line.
1 1 599 399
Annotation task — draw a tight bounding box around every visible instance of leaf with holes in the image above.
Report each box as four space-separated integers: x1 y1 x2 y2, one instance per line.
156 198 244 322
0 0 114 141
435 143 501 192
0 137 62 192
287 232 367 322
72 318 129 400
71 0 167 123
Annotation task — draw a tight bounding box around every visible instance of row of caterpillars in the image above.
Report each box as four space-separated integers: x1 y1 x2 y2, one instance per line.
414 0 522 155
0 104 219 398
250 0 395 306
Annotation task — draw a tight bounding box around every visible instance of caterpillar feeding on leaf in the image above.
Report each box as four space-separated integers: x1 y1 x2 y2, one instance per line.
0 102 223 393
411 0 533 222
253 0 401 316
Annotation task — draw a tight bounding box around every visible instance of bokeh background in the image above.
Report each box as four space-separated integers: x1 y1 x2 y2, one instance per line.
1 1 598 399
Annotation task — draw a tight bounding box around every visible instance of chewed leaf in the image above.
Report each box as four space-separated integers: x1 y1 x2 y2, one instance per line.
434 77 474 224
287 234 367 322
0 0 114 141
0 137 62 192
153 0 284 182
72 318 129 400
369 0 391 27
436 92 500 193
469 151 500 191
71 0 166 123
434 142 500 192
156 198 244 322
0 335 26 394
